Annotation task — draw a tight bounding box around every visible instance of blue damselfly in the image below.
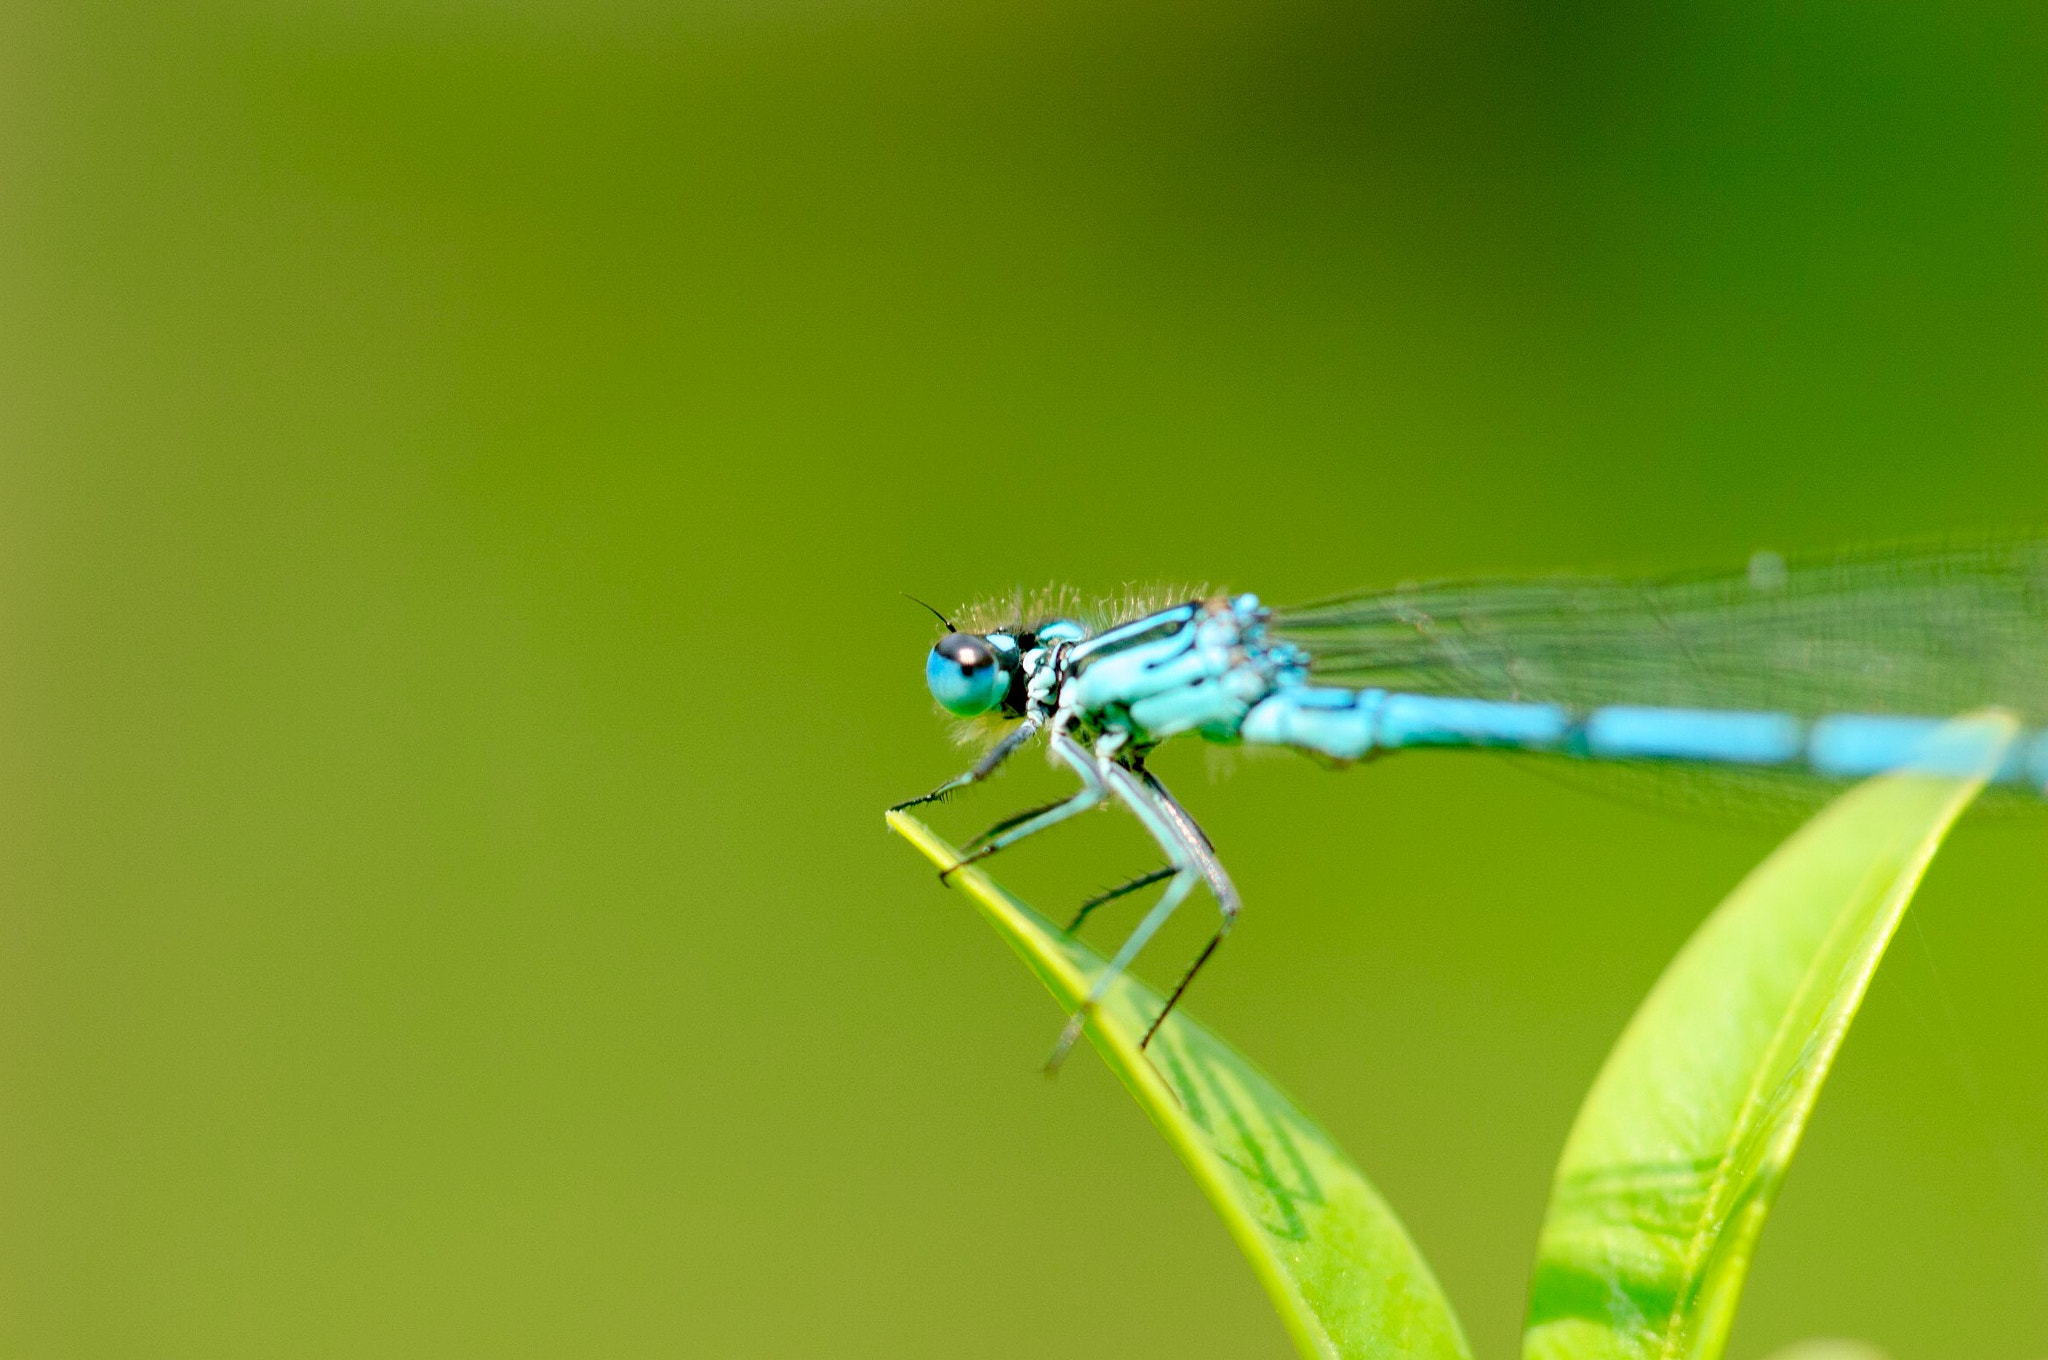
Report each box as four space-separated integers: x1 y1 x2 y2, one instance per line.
893 539 2048 1069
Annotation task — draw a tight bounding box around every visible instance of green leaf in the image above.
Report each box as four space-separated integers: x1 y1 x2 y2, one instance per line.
1523 712 2019 1360
888 810 1472 1360
1753 1340 1890 1360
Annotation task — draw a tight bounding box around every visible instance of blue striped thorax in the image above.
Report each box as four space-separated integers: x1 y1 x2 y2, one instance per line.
1057 595 1309 746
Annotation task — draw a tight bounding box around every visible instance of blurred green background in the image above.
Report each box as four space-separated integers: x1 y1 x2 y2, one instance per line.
5 1 2047 1356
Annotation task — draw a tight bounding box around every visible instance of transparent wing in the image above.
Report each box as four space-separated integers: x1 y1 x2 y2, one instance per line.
1274 537 2048 723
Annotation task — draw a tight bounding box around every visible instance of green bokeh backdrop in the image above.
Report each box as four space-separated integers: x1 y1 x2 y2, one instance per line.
5 2 2046 1356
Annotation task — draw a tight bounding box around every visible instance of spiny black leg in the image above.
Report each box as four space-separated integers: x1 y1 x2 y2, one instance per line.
889 779 971 813
1139 927 1228 1050
1066 866 1176 934
937 797 1078 884
1042 756 1206 1075
1128 765 1239 1050
964 796 1075 851
939 731 1107 884
888 717 1041 812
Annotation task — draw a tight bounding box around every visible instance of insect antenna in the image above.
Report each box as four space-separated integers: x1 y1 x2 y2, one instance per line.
902 593 958 633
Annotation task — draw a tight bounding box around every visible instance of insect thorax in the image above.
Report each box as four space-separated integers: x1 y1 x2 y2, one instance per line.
1050 595 1307 748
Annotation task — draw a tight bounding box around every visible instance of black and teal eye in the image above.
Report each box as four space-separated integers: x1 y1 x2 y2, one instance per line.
925 632 1008 716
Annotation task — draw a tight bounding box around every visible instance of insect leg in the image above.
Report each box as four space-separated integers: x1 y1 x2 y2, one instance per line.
1140 768 1237 903
963 795 1079 851
939 731 1104 881
1042 753 1204 1073
1066 866 1177 934
1134 767 1241 1049
888 716 1042 812
1059 764 1213 934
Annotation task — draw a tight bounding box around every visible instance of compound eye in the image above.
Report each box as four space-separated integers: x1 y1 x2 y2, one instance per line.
925 632 1007 716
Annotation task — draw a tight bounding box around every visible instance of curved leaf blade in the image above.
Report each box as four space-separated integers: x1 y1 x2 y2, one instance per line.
1523 713 2018 1360
888 810 1471 1360
1754 1340 1890 1360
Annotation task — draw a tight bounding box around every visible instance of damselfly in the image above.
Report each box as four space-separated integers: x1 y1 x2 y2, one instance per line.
892 539 2048 1070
